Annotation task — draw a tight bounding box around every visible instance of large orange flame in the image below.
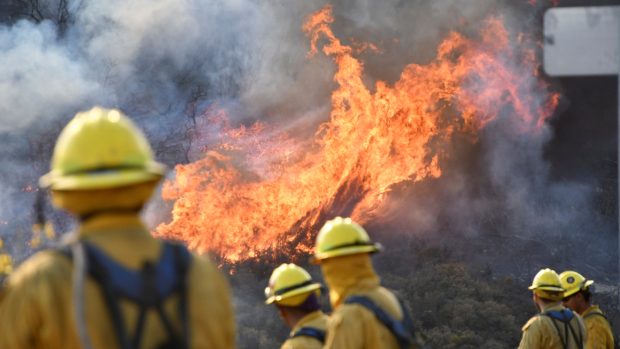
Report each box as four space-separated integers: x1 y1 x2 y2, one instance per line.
155 5 558 264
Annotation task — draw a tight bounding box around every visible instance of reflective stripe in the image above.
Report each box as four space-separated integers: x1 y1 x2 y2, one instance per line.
274 280 314 296
321 241 376 252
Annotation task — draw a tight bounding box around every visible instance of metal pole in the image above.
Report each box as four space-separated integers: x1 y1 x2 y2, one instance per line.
617 17 620 310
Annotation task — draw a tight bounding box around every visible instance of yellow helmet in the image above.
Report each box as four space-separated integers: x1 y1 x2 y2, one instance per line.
313 217 381 262
528 268 565 301
559 270 594 298
264 263 322 306
39 107 166 190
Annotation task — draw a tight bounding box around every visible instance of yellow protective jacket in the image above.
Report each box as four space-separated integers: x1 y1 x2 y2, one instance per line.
321 254 414 349
0 213 236 349
280 310 329 349
582 305 614 349
519 302 587 349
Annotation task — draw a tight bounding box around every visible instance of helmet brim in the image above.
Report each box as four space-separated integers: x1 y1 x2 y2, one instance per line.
40 162 166 190
265 282 322 305
311 243 382 264
529 285 565 292
534 288 564 301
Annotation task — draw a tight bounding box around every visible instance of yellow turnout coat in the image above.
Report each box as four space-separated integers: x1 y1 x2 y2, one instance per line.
519 302 586 349
0 213 235 349
321 254 415 349
582 305 614 349
281 310 328 349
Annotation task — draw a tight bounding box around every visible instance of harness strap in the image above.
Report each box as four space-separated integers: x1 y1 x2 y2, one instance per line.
86 246 133 349
344 295 414 349
291 327 326 343
71 242 94 349
542 309 583 349
132 305 148 349
134 260 182 349
577 316 583 348
563 310 583 349
132 262 156 349
566 317 583 349
563 320 570 349
545 315 566 349
59 241 191 349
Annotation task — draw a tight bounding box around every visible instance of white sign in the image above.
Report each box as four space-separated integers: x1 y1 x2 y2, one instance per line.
544 6 620 76
543 5 620 310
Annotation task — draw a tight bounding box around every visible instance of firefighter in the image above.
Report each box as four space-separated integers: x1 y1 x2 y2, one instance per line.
0 107 236 349
560 270 614 349
265 263 328 349
519 268 587 349
312 217 418 349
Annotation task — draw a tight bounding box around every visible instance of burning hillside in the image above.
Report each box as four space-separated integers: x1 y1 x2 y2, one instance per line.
155 5 559 264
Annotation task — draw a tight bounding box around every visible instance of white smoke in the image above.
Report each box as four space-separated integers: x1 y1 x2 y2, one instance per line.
0 0 612 266
0 0 615 347
0 21 99 131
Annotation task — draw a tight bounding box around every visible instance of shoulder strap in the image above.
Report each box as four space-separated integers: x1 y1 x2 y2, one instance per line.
543 309 573 321
291 327 326 343
344 295 414 349
84 243 190 302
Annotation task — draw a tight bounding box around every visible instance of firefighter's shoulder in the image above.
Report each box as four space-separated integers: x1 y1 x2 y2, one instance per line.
522 315 544 332
327 304 356 329
5 250 70 285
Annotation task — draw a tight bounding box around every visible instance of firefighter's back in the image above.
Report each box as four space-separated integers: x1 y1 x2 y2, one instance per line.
519 308 586 349
325 286 408 349
0 107 235 349
0 220 235 349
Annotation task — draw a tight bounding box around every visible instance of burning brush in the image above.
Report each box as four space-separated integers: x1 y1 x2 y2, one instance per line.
155 5 559 265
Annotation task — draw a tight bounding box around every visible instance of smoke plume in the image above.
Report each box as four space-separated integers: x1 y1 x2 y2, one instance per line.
0 0 617 346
